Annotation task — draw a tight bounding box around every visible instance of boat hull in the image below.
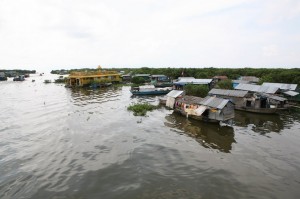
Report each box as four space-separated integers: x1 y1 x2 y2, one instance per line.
131 90 171 95
235 107 277 114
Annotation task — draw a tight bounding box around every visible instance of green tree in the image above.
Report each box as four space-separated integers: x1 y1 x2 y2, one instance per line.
184 84 209 97
131 76 145 84
215 79 233 89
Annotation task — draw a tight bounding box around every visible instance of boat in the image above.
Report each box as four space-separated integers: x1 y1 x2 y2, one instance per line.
89 82 112 88
13 75 25 81
130 85 172 95
234 106 277 114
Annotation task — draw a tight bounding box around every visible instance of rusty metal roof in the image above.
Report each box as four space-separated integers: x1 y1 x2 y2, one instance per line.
176 95 203 104
199 96 231 109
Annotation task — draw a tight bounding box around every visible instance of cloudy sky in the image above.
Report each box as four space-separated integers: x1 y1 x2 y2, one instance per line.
0 0 299 70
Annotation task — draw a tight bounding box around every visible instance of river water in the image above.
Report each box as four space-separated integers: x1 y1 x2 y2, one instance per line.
1 74 300 199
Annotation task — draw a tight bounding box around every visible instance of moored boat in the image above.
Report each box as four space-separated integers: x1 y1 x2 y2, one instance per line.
130 85 172 95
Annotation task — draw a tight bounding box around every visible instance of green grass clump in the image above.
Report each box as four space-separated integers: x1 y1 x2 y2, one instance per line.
127 103 158 116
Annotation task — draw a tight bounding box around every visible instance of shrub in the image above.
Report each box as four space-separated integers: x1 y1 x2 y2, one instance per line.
184 84 209 97
131 76 145 84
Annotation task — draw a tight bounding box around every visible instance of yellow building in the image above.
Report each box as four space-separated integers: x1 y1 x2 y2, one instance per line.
66 69 122 87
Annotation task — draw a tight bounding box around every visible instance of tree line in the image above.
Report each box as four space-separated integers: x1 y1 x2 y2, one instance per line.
118 67 300 85
51 67 300 85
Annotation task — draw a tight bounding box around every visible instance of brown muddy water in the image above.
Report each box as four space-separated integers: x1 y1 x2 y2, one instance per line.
1 74 300 199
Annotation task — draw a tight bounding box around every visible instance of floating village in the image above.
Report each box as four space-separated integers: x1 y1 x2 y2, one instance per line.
1 67 300 127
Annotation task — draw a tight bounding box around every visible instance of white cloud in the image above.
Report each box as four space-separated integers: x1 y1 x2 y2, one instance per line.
0 0 299 70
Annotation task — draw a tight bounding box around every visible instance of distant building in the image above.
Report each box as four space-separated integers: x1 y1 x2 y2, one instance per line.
232 80 250 88
173 78 213 90
0 72 7 81
234 83 280 94
261 83 298 91
66 70 122 87
213 76 228 82
133 74 151 82
209 88 289 113
238 76 260 83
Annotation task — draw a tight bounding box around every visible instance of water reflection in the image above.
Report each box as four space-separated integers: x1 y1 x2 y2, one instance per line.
234 111 284 134
68 87 123 106
164 112 236 153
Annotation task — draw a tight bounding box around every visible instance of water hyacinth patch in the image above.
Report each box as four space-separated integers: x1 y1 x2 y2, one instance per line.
127 103 158 116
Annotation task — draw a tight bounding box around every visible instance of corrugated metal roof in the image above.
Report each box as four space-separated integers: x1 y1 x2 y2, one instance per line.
167 90 184 98
134 74 150 77
239 76 260 82
260 93 287 102
235 83 279 94
232 80 250 84
284 91 299 96
151 75 167 77
209 89 248 97
175 79 212 85
262 83 298 91
199 96 230 109
178 77 195 80
213 76 228 79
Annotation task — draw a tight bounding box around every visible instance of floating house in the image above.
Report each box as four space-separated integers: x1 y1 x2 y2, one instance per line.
209 88 289 114
130 85 172 95
166 90 185 108
261 83 297 91
132 74 151 82
234 83 280 94
238 76 260 83
66 68 122 87
151 75 172 87
168 93 235 124
283 90 300 102
173 77 213 90
13 75 25 81
0 72 7 81
121 74 132 82
232 80 250 88
213 76 228 83
261 83 299 102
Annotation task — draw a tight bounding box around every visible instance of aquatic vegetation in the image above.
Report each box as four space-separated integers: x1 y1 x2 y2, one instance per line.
127 103 158 116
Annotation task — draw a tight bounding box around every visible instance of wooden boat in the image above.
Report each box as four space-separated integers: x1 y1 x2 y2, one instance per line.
130 85 172 95
89 82 112 88
235 106 277 114
13 75 25 81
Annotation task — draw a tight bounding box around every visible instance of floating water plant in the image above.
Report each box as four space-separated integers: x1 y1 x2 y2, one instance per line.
127 103 158 116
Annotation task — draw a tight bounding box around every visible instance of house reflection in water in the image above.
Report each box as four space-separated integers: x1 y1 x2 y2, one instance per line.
164 112 236 153
234 111 284 134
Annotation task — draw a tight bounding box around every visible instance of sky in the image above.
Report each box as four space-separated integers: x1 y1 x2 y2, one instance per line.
0 0 300 70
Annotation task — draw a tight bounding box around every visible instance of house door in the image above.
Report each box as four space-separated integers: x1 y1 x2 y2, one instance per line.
260 99 267 108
